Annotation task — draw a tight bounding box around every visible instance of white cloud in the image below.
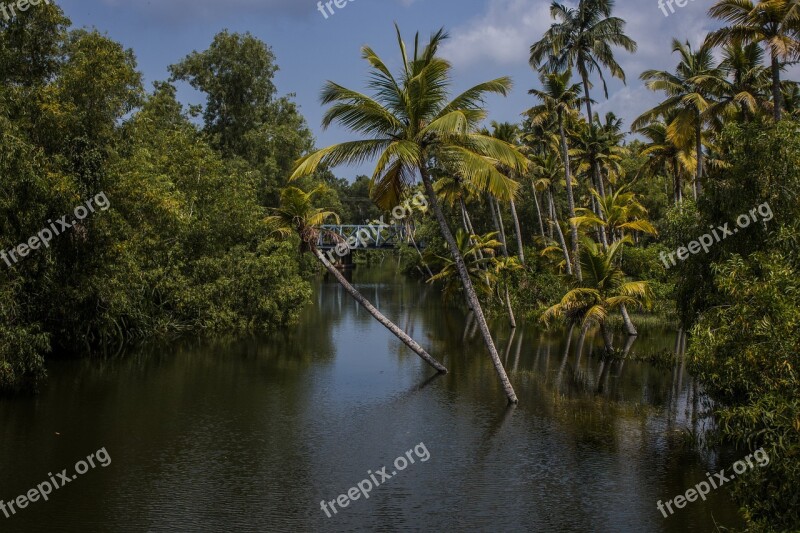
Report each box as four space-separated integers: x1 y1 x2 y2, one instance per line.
440 0 552 68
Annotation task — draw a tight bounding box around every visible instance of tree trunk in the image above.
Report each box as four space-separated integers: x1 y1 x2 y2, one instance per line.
694 111 703 200
419 164 519 403
580 66 593 124
549 192 573 275
504 286 516 329
558 113 582 281
546 189 555 240
620 304 638 336
509 199 525 264
314 248 447 373
599 322 614 354
406 225 433 279
531 183 546 239
593 165 609 249
488 194 509 257
771 53 783 121
672 157 682 208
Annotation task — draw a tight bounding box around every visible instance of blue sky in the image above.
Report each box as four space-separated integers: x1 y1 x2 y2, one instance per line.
55 0 758 179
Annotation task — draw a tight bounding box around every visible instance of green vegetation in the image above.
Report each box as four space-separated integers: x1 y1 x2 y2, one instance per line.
0 5 314 392
2 0 798 529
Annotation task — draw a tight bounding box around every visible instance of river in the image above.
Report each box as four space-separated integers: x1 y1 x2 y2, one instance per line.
0 265 743 532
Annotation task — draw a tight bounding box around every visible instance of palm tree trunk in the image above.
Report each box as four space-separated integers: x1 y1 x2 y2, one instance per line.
462 198 478 236
546 189 555 240
620 304 638 336
672 158 682 207
504 286 516 329
488 194 509 257
580 66 593 124
771 53 783 121
694 112 703 199
549 192 573 275
599 322 614 354
558 113 582 281
406 224 433 278
314 248 447 373
419 164 519 404
531 183 546 239
509 199 525 264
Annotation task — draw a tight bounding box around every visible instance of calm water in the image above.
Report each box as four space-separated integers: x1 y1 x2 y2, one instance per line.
0 266 743 532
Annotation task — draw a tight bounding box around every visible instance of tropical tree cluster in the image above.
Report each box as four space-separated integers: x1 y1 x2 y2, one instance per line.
279 1 799 528
0 7 318 392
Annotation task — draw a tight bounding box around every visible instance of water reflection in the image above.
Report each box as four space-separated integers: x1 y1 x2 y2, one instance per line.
0 266 741 532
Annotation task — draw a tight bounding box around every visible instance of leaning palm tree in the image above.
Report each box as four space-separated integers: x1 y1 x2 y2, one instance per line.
266 186 447 374
707 0 800 121
529 0 638 124
542 237 652 353
527 70 584 280
289 26 525 403
634 38 719 200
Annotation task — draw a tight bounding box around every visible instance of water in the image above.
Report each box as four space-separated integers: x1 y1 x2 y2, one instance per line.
0 266 743 532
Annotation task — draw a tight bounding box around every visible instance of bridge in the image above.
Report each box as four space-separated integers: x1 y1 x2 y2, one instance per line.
317 225 414 250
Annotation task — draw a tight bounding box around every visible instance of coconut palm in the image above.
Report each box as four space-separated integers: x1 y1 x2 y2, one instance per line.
707 0 800 121
634 38 719 200
529 0 638 124
541 237 652 353
266 185 447 374
425 229 502 302
529 153 572 269
569 113 625 245
527 70 584 280
701 42 773 122
636 117 695 206
572 187 658 244
289 25 525 403
487 121 526 264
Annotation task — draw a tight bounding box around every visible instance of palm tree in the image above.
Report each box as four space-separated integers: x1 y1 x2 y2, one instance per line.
636 118 695 206
530 0 638 124
528 70 584 280
289 26 525 403
634 38 719 200
487 121 526 264
542 237 652 353
528 152 562 241
569 113 625 246
701 42 773 122
426 229 500 301
266 186 447 374
573 186 657 243
707 0 800 121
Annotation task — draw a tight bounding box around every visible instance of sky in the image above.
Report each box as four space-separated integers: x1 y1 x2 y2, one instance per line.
53 0 764 179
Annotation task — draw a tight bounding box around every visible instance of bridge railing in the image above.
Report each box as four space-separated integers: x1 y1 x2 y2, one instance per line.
317 225 410 250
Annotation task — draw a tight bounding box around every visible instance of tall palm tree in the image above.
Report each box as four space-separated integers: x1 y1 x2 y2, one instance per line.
634 38 719 200
528 70 584 280
289 26 525 403
530 0 638 125
708 0 800 121
636 118 695 206
701 42 773 122
542 237 652 353
266 186 447 374
488 121 526 264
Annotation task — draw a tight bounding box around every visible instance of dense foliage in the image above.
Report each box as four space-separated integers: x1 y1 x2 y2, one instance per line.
0 5 314 392
686 121 800 530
